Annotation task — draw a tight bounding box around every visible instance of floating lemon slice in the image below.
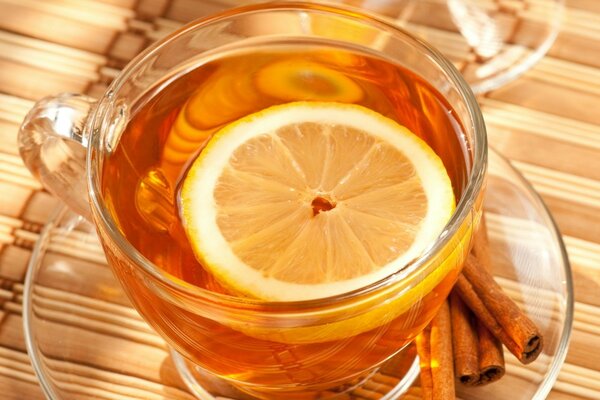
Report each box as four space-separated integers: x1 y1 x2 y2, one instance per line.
180 101 455 302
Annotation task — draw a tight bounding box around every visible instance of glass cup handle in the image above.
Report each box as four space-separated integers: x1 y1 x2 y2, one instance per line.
18 93 96 221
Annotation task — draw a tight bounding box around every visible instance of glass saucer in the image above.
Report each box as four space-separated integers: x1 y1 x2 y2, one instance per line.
22 149 573 400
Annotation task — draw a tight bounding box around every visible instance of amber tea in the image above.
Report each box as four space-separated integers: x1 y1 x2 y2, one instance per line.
102 43 470 397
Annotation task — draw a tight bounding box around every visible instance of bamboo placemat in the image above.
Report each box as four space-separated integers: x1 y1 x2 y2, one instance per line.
0 0 598 399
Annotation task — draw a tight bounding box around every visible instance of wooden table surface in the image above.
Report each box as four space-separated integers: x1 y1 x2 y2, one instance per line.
0 1 598 399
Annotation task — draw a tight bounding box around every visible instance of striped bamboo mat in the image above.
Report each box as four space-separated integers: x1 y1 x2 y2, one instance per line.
0 0 598 399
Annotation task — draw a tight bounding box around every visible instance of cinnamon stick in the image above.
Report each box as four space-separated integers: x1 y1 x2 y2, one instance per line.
470 217 505 383
416 301 455 400
471 214 492 267
455 253 543 364
476 319 505 384
416 327 434 400
449 291 479 385
450 218 505 385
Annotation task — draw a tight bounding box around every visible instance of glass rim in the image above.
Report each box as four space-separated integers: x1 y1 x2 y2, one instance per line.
86 1 488 309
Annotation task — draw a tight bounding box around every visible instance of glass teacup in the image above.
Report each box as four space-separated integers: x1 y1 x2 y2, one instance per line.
18 2 486 398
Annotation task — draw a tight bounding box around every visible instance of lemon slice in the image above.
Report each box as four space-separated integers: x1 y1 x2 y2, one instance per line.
180 101 455 302
255 59 363 103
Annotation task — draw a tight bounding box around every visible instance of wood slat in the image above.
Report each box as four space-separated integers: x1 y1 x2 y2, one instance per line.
0 183 33 218
0 31 105 71
96 0 137 8
567 0 600 13
164 0 235 21
486 127 600 183
0 31 106 99
564 236 600 272
562 236 600 308
0 375 44 400
0 246 30 283
0 94 33 155
135 0 171 20
511 160 600 209
0 0 127 53
487 76 600 125
561 6 600 38
531 57 600 96
482 98 600 150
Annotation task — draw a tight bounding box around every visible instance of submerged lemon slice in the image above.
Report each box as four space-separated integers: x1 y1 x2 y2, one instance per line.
180 101 455 302
255 59 364 103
